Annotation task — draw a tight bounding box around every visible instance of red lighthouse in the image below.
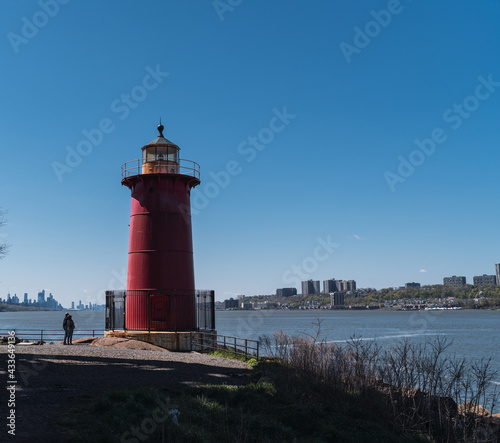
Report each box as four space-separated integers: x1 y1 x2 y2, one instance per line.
120 123 200 331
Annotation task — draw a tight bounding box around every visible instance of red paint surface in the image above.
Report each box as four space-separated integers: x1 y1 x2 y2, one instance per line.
122 173 200 330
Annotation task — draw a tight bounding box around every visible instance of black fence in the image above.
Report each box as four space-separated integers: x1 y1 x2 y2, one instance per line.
191 332 259 360
0 329 101 343
196 290 216 331
0 329 259 359
105 290 125 331
105 289 215 332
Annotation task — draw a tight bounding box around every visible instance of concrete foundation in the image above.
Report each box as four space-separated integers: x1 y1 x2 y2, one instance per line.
104 330 216 352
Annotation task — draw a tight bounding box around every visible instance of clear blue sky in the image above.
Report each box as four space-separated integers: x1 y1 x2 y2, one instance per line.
1 0 499 307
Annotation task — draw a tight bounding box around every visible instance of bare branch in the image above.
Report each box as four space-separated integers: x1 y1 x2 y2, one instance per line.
0 209 9 260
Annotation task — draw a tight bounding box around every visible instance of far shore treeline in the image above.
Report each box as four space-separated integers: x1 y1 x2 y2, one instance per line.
0 303 62 312
241 284 500 310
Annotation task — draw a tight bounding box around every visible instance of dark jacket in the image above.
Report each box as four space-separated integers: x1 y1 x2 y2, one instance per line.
64 318 75 332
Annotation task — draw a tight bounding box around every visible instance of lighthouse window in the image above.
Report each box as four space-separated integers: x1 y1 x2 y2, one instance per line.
167 146 179 163
143 147 157 163
149 188 154 194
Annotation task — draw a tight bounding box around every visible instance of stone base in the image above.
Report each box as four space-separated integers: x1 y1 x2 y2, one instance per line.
104 330 216 352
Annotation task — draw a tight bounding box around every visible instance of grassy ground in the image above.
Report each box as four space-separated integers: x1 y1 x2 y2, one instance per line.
63 356 432 443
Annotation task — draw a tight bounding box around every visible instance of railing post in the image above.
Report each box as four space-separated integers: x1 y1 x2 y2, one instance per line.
148 292 151 333
204 295 207 330
257 341 259 360
196 292 199 331
174 292 177 332
123 293 127 332
211 291 216 331
245 339 248 358
41 330 43 343
111 294 115 331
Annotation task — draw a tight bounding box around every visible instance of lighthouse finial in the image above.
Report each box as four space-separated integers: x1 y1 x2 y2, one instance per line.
157 118 164 137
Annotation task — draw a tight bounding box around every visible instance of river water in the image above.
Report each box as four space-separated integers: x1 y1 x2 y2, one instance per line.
1 309 499 386
216 309 500 378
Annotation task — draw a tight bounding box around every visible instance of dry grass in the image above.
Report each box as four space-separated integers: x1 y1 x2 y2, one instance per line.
260 325 499 442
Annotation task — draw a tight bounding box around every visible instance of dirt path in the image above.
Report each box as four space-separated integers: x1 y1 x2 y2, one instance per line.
0 341 251 441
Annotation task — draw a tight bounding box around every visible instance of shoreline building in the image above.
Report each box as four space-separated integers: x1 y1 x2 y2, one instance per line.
301 280 320 295
443 276 466 288
473 274 497 286
496 264 500 286
405 282 421 288
276 288 297 297
337 280 356 292
223 298 239 309
323 278 338 293
323 278 357 293
330 292 345 307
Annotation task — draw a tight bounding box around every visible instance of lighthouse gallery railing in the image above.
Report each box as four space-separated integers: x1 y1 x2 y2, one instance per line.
121 158 200 179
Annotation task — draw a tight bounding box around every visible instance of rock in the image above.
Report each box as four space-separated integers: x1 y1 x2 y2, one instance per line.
458 402 492 417
55 337 98 345
0 336 21 344
71 337 99 344
90 337 169 352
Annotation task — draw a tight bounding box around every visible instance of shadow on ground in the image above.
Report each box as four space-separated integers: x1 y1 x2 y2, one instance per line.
0 345 251 441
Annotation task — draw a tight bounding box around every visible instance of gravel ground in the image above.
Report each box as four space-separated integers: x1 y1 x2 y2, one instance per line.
0 342 252 441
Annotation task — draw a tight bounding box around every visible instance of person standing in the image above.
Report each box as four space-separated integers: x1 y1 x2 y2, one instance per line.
63 313 70 345
63 314 75 345
65 315 75 345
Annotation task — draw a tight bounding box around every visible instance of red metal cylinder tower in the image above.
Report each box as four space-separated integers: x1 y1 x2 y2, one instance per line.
121 123 200 330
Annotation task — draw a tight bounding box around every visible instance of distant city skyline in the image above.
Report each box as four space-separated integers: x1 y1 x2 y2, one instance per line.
1 289 63 310
1 1 499 305
0 289 104 310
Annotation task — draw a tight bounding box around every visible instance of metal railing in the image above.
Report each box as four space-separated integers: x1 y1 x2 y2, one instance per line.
191 332 259 360
0 329 259 359
121 158 200 179
106 290 125 331
196 290 216 331
0 329 102 343
105 289 215 332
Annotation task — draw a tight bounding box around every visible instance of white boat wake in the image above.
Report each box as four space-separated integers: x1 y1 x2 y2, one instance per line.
325 332 446 344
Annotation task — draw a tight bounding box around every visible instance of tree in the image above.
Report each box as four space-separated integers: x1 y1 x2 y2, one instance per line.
0 209 8 259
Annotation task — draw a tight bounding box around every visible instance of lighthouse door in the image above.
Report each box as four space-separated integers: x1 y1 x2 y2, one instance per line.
151 294 168 330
